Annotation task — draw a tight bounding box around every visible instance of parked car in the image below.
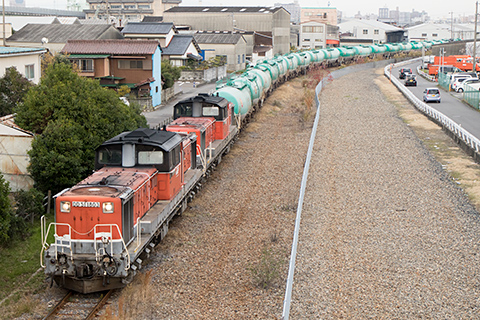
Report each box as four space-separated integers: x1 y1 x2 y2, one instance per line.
455 78 480 92
423 88 441 103
448 73 473 90
399 68 412 79
404 74 417 86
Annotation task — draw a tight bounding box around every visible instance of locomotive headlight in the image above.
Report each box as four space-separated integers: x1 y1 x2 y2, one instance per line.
103 202 114 213
60 201 71 213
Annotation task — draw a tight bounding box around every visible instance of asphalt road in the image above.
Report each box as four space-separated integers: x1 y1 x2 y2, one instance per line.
392 62 480 139
143 80 217 128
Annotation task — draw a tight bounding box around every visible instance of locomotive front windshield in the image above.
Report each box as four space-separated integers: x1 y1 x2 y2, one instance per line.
174 104 193 118
97 145 122 165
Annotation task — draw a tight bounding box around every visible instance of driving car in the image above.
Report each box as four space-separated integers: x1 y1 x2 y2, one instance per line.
404 74 417 86
455 78 480 92
399 68 412 79
423 88 441 103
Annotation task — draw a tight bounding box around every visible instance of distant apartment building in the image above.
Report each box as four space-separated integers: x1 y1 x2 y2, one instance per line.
275 1 301 24
84 0 181 26
301 7 337 26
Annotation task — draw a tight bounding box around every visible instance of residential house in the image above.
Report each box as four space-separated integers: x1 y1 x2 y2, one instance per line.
7 24 124 53
0 47 46 84
194 32 247 71
0 114 34 192
122 22 202 66
163 6 291 55
162 35 202 67
61 39 163 107
122 22 177 47
338 19 405 43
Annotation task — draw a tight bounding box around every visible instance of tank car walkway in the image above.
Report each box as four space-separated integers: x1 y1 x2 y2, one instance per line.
289 69 480 318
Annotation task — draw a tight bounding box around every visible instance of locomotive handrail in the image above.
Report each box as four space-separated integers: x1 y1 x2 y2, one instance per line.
134 217 141 253
94 224 130 270
40 222 74 268
384 63 480 155
196 144 207 172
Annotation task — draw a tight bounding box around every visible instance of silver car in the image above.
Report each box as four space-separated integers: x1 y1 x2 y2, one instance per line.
423 88 441 103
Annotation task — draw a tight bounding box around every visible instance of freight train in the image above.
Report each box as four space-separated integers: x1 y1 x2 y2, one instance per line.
41 39 445 293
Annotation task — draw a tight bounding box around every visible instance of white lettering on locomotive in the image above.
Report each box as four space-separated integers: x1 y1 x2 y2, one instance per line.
72 201 101 208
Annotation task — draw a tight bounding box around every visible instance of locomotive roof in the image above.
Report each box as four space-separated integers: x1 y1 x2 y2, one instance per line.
176 93 229 107
100 128 182 152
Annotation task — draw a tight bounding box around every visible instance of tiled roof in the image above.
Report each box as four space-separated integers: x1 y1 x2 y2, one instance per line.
62 39 161 55
165 6 284 13
122 22 175 35
163 35 197 55
194 32 244 44
7 24 123 43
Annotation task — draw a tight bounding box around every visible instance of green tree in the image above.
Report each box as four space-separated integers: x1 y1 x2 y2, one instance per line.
0 67 33 116
161 60 181 89
15 62 147 194
0 174 27 246
14 188 44 224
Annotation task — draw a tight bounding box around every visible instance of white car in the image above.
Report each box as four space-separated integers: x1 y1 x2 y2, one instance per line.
449 74 473 90
455 78 480 92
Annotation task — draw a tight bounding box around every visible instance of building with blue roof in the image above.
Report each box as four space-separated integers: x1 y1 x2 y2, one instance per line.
0 46 46 84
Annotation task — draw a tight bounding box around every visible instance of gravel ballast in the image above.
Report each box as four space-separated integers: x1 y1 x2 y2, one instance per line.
290 69 480 318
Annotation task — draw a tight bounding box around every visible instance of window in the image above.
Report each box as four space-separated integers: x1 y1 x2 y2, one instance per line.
118 60 144 69
110 4 121 9
323 13 327 18
242 54 245 63
25 64 34 80
138 4 150 9
315 39 322 42
374 29 379 35
238 55 240 64
303 39 310 42
72 59 93 72
302 26 323 33
363 29 368 35
138 151 163 165
421 33 427 37
304 12 312 16
432 33 438 37
203 106 219 116
124 4 136 9
97 146 122 165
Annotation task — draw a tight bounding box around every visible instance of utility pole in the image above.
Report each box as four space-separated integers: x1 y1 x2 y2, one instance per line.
2 0 5 47
474 1 478 72
449 12 454 39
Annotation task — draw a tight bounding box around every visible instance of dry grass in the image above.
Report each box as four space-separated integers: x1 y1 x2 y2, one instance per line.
101 270 155 320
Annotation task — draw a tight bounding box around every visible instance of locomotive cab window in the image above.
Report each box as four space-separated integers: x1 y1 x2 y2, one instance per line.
138 150 163 165
97 145 122 166
174 104 193 118
203 106 219 117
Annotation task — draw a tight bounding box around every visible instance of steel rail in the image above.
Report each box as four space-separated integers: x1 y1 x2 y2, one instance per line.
85 290 113 320
43 291 73 320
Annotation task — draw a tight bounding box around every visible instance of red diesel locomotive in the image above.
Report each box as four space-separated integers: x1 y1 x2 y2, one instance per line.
41 94 236 293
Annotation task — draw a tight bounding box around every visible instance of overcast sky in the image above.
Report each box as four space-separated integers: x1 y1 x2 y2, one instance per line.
30 0 475 20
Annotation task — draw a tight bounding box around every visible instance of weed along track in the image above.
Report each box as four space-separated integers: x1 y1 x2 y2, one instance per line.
44 290 113 319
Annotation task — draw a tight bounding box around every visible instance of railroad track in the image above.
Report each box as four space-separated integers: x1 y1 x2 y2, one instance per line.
43 289 113 320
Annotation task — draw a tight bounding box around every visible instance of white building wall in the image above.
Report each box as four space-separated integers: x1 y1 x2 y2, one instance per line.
0 52 43 84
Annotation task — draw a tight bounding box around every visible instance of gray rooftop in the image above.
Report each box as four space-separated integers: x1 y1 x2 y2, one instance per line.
7 24 124 43
163 35 198 55
165 6 284 13
122 22 175 35
194 32 245 44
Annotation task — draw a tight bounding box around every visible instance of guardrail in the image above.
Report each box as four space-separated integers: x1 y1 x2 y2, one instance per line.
384 64 480 159
416 65 436 82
